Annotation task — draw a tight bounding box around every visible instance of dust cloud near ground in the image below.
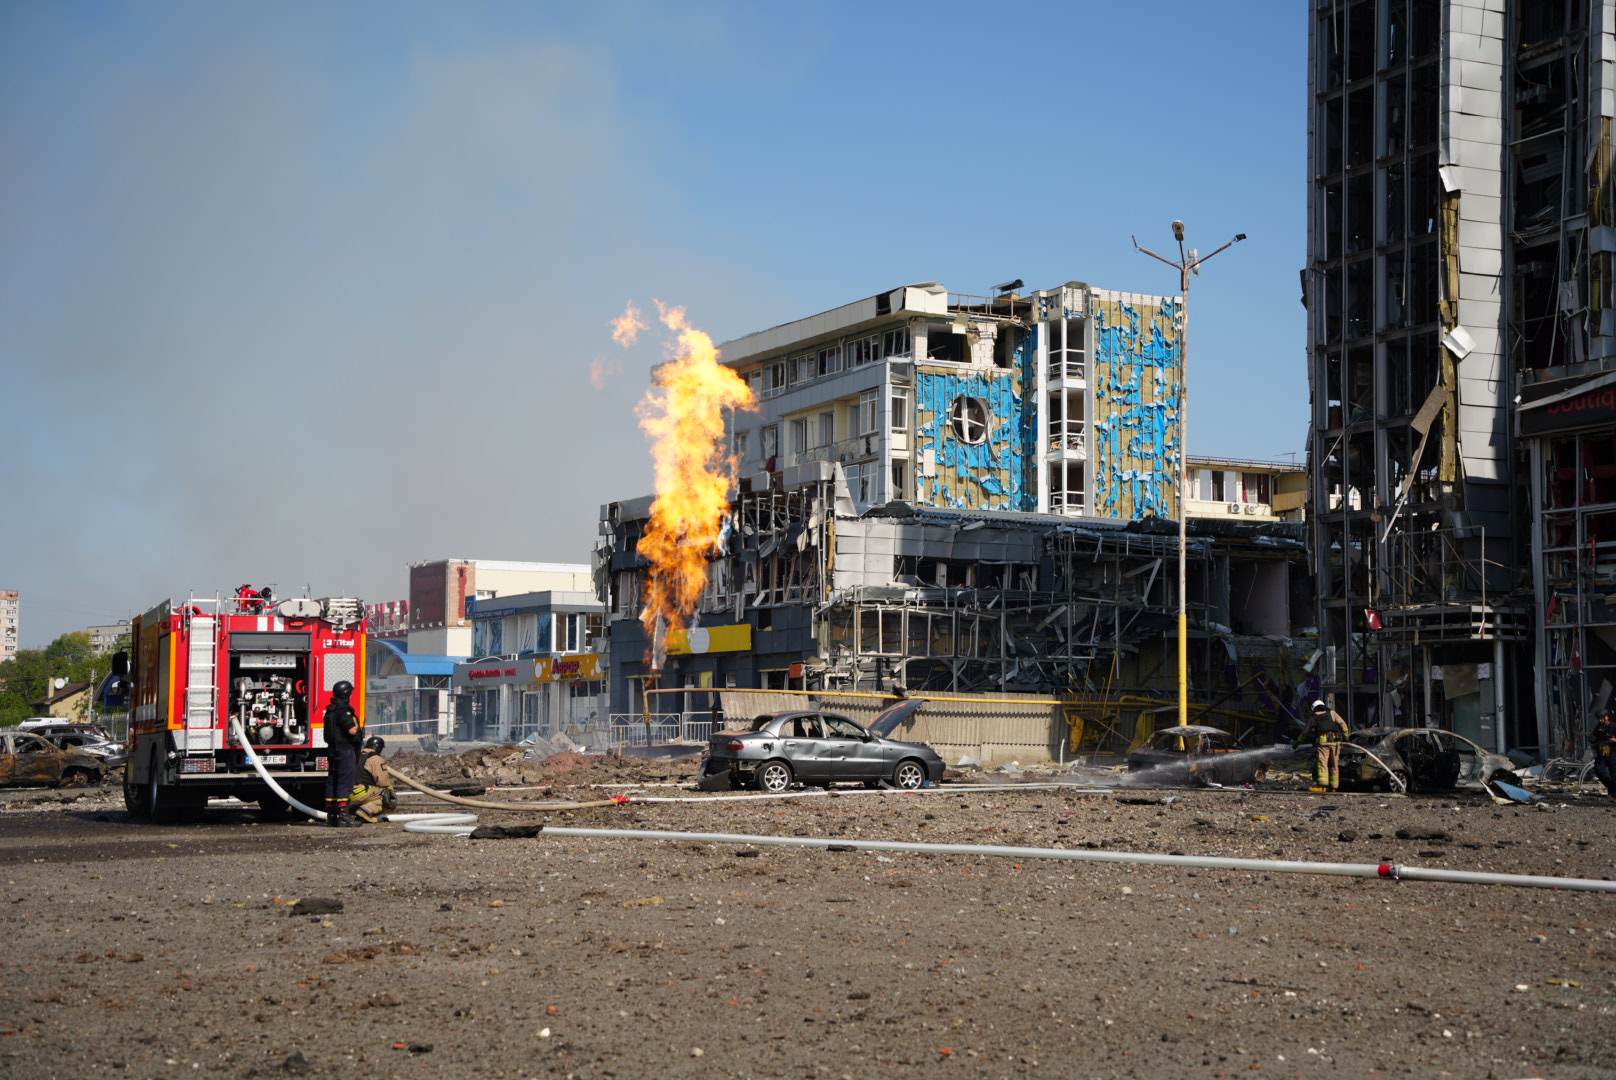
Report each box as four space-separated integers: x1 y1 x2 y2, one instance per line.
0 761 1613 1080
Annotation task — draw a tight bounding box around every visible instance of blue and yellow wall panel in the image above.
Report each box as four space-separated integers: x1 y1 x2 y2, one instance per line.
913 329 1036 511
1091 292 1183 520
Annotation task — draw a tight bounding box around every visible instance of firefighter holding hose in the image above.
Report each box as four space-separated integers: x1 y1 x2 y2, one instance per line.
322 680 364 827
1590 708 1616 798
1297 699 1350 792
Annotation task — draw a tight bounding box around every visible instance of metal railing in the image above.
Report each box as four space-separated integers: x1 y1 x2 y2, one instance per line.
606 713 715 750
1048 358 1086 381
786 434 879 469
1048 421 1085 455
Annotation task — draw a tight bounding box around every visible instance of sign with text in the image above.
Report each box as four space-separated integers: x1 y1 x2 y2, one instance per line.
536 654 603 682
1520 375 1616 435
450 660 537 688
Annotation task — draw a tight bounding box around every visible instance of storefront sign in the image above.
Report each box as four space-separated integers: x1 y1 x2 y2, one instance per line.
368 675 416 694
451 660 537 687
537 654 603 681
667 624 752 655
1520 374 1616 435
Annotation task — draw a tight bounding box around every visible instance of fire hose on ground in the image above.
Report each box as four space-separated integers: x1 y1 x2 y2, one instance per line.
235 724 1616 893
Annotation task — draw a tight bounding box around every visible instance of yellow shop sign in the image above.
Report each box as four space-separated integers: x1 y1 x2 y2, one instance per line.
666 624 752 655
537 654 603 682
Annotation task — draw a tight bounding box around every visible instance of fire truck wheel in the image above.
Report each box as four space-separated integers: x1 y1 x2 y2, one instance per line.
123 773 150 818
256 795 293 818
146 771 196 824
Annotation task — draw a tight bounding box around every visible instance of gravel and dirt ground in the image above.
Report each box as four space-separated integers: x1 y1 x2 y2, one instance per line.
1 752 1614 1080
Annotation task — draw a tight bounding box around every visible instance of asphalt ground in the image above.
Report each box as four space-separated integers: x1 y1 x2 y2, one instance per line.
0 780 1613 1080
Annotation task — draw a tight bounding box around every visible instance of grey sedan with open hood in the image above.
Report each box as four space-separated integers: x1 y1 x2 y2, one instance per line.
698 699 945 792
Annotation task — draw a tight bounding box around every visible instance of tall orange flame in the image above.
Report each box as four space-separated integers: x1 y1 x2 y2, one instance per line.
633 301 755 668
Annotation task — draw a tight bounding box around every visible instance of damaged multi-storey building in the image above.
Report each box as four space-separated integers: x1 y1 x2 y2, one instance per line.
598 281 1311 763
1306 0 1616 757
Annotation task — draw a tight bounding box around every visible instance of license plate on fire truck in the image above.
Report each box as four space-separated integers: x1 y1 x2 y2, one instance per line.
258 754 287 765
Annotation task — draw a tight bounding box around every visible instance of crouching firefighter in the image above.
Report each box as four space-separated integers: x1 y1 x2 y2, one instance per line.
1298 699 1350 792
322 680 364 827
348 736 396 823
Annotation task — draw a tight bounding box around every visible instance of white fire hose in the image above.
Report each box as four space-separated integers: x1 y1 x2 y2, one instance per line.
235 728 1612 891
530 825 1616 893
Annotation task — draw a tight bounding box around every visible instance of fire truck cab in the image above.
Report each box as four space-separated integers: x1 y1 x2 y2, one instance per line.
118 591 367 822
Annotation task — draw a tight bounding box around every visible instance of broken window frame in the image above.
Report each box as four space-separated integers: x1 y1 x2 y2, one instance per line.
882 326 911 359
857 389 880 437
949 395 990 445
846 334 879 367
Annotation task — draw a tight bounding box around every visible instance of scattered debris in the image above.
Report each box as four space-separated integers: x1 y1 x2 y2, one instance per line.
290 897 344 916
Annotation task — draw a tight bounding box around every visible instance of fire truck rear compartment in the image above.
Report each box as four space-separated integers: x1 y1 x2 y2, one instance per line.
227 636 312 747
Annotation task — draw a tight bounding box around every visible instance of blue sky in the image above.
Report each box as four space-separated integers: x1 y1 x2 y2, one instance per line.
0 1 1306 646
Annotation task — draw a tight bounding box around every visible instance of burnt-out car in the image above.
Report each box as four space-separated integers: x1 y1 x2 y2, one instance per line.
699 703 945 793
1126 725 1275 786
33 725 127 768
1340 727 1520 793
0 730 105 787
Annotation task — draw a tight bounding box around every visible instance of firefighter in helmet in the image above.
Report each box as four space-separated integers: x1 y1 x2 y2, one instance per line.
1590 708 1616 798
1296 698 1350 791
348 735 396 823
322 680 364 826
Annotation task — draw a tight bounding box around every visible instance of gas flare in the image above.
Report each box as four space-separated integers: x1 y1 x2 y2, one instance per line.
633 301 754 668
610 302 648 347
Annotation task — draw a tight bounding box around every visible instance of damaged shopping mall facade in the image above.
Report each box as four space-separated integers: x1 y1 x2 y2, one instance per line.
1306 0 1616 757
597 281 1311 763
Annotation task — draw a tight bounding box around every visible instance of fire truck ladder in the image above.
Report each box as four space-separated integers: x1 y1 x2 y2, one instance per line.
182 595 220 751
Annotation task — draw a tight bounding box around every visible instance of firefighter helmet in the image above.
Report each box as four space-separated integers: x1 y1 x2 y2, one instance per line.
364 735 385 754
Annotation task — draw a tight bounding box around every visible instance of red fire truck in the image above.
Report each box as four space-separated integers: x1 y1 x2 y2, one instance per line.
116 591 367 822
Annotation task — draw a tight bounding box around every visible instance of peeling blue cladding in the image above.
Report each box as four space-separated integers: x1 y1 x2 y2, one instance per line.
1018 326 1040 495
1092 297 1182 520
914 366 1031 511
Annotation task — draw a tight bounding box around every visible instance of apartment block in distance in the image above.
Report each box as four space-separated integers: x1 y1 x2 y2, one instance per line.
1306 0 1615 754
0 591 16 662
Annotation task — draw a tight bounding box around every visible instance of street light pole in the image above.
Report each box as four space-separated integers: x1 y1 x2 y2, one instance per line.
1133 223 1246 730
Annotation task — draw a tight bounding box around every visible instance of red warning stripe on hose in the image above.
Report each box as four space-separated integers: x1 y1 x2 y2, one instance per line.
1378 864 1395 878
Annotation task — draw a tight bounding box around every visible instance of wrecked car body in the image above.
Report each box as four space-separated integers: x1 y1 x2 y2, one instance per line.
1340 727 1521 794
699 703 944 793
1126 725 1275 786
33 725 128 768
0 731 105 787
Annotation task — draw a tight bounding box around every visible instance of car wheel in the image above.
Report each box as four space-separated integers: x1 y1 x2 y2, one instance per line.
891 760 926 790
1388 768 1411 794
756 760 793 794
59 767 96 789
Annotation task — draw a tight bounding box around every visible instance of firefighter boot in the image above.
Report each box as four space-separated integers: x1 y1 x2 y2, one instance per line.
328 800 360 827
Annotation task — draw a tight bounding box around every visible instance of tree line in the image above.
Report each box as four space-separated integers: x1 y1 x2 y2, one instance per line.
0 631 129 727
